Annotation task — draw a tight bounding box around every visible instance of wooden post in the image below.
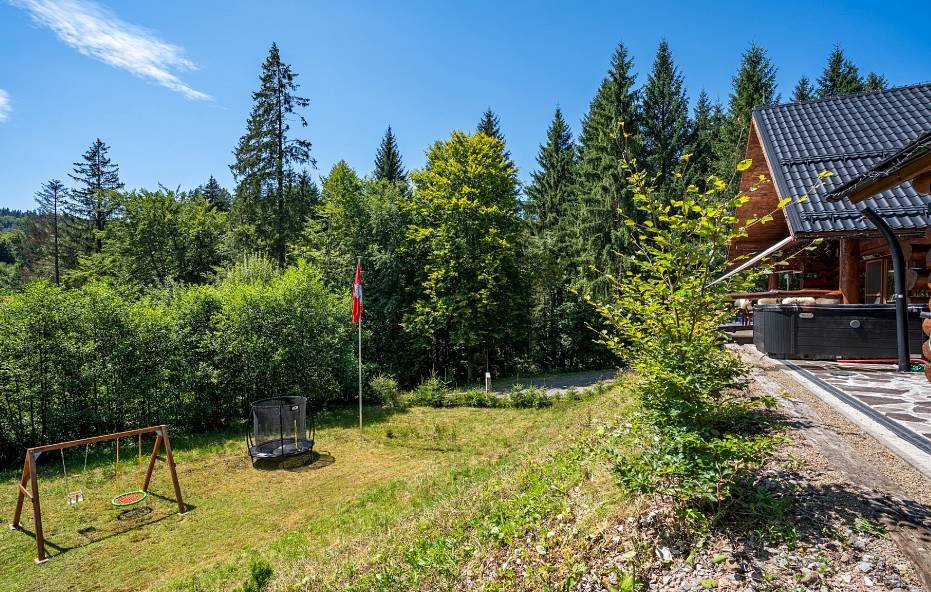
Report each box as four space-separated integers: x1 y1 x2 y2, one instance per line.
839 239 861 304
27 452 47 563
768 272 778 291
159 426 186 514
142 434 162 491
11 455 29 529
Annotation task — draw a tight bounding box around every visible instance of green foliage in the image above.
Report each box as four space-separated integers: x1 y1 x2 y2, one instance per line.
816 44 864 98
369 374 401 407
66 138 124 256
641 40 690 194
406 131 526 381
792 76 815 102
373 125 407 184
238 556 273 592
230 43 314 267
0 263 353 464
594 156 777 528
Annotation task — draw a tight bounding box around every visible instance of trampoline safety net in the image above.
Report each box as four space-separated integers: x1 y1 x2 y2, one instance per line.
248 396 314 460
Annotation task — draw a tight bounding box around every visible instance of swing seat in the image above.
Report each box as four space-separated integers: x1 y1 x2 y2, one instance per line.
111 490 148 507
66 491 84 505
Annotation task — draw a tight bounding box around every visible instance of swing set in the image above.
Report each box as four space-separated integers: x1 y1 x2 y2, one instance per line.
10 425 185 564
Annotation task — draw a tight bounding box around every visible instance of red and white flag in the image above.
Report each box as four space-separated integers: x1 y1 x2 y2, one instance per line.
351 260 363 324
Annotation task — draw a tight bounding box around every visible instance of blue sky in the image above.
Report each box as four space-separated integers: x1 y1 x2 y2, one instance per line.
1 0 929 211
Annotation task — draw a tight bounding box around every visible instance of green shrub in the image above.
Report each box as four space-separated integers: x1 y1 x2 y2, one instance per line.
406 376 449 407
370 374 402 407
238 556 273 592
507 385 551 408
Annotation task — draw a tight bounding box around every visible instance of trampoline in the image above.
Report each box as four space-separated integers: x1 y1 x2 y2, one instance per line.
246 396 315 464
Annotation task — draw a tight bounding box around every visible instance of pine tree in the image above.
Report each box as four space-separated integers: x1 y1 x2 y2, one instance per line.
34 179 67 284
67 138 123 255
575 42 641 289
817 45 864 97
792 76 815 102
526 107 577 235
230 43 314 267
373 125 406 183
476 108 504 141
719 44 778 184
864 72 888 91
684 90 725 191
641 40 689 195
194 175 232 211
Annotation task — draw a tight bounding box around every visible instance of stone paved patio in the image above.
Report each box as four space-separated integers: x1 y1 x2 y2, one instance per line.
788 360 931 442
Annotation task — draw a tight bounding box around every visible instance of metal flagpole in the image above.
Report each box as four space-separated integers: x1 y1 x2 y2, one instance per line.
358 257 363 433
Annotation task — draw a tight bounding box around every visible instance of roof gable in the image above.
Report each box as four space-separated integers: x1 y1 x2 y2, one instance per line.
753 82 931 236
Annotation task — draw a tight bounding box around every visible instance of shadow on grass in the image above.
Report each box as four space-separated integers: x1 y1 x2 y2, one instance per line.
252 450 335 472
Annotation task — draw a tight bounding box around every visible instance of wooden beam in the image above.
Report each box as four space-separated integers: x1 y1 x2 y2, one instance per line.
26 425 166 454
839 239 861 304
843 157 931 204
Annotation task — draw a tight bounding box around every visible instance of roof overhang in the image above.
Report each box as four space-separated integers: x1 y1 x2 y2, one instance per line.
709 236 796 287
826 129 931 204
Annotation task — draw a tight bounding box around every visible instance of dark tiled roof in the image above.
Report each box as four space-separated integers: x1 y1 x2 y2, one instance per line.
753 82 931 236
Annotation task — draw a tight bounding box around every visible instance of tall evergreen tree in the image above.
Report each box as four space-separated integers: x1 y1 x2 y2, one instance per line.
526 107 577 235
230 43 314 267
816 45 864 97
641 40 690 195
67 138 123 255
792 76 815 102
34 179 67 285
575 42 641 290
864 72 888 91
373 125 406 183
193 175 232 211
719 44 778 183
476 108 504 141
684 90 725 191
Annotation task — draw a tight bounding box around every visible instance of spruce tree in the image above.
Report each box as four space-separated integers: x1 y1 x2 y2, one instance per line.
526 107 577 236
194 175 232 211
719 44 777 184
816 45 864 97
575 41 640 289
864 72 888 91
67 138 123 255
641 39 689 195
373 125 406 183
230 43 314 267
476 108 504 141
684 90 725 191
34 179 67 284
792 76 815 102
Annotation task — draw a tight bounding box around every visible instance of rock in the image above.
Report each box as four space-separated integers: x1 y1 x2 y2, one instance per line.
863 575 874 587
858 561 873 573
657 547 673 563
799 568 819 585
839 553 850 563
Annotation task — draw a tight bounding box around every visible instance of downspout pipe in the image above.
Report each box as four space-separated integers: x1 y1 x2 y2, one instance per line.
859 206 910 372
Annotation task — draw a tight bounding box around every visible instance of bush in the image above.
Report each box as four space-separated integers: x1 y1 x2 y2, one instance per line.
238 556 273 592
370 374 401 407
507 385 551 408
405 376 448 407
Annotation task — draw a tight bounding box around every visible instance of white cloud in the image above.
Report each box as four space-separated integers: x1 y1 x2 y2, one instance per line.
0 89 10 122
12 0 211 101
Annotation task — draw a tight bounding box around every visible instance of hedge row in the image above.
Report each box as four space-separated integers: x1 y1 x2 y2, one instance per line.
0 263 354 465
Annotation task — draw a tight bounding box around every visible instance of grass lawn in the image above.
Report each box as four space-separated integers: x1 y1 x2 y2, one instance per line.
0 383 629 591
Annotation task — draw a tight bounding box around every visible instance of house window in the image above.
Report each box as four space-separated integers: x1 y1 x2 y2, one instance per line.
864 259 887 303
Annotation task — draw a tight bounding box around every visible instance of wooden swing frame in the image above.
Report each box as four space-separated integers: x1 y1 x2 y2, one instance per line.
9 425 186 564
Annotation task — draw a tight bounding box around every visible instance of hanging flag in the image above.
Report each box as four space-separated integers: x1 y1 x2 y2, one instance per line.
352 260 363 324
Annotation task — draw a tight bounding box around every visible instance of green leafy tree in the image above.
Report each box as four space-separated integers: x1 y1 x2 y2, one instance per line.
816 45 864 97
406 131 525 380
641 40 689 194
575 41 641 291
230 43 314 267
34 179 68 285
67 138 123 255
792 76 815 102
373 125 406 184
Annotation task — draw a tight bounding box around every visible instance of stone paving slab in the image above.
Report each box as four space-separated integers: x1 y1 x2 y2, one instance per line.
790 360 931 442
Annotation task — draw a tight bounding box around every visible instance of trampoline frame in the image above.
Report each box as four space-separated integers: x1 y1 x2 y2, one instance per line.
246 396 315 465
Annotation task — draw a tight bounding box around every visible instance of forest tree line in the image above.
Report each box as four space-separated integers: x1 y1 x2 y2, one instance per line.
0 41 886 460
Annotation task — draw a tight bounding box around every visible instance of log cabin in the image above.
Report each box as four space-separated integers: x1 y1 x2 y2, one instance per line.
724 82 931 366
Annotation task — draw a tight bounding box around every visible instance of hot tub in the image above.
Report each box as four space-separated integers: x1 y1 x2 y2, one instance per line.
753 303 927 360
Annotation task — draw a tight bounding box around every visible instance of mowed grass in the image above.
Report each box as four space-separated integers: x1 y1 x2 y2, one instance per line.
0 385 625 592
